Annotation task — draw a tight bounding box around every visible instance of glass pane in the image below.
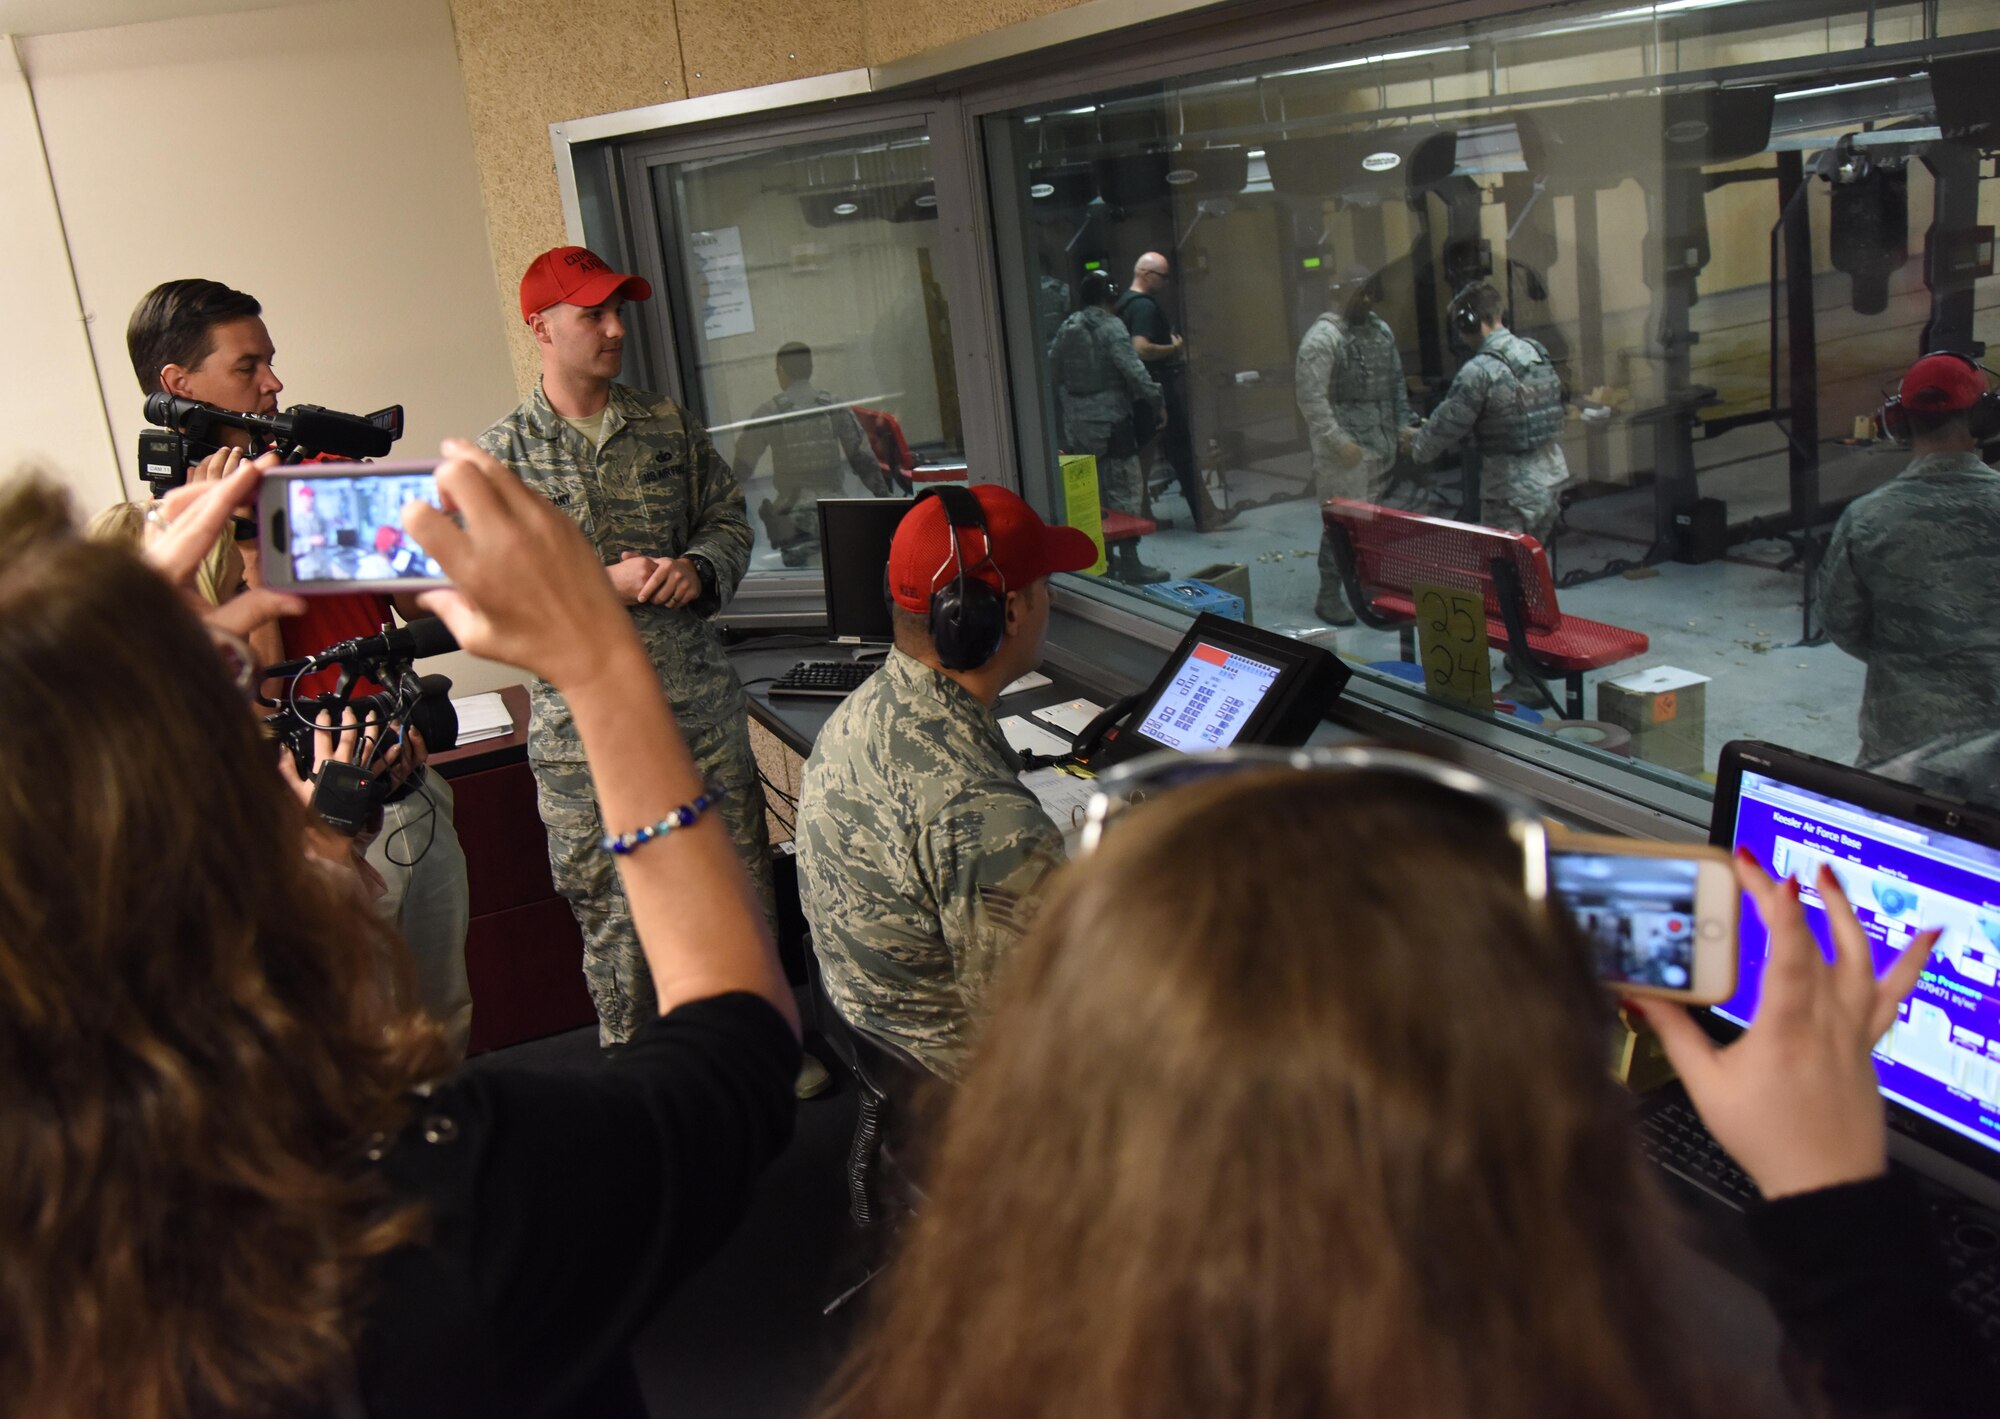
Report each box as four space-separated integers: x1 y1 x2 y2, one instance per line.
987 0 2000 798
652 128 963 571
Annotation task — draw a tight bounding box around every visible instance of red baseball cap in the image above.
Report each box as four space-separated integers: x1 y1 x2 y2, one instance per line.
887 485 1099 613
1901 353 1988 412
519 246 652 321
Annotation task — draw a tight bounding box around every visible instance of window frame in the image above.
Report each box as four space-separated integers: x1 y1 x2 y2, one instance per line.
546 0 1994 828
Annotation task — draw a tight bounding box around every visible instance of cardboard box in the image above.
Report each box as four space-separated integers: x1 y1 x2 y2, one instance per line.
1140 579 1246 621
1596 666 1710 776
1186 561 1253 622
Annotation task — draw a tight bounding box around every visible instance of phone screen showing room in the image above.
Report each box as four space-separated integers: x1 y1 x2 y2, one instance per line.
1552 850 1700 989
287 474 444 583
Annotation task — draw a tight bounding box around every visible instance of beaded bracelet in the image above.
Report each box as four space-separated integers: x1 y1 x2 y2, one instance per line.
600 784 727 856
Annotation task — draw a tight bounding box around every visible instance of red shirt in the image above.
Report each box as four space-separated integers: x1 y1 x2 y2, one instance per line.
281 591 395 697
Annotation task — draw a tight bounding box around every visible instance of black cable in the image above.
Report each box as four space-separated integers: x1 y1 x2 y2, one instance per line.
382 775 438 869
758 766 800 808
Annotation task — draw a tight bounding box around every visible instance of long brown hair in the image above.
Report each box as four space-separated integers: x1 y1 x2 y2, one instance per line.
0 478 448 1419
826 769 1734 1419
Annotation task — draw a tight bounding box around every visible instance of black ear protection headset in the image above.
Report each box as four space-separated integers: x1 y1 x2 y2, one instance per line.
920 485 1007 671
1447 282 1489 342
1879 351 2000 447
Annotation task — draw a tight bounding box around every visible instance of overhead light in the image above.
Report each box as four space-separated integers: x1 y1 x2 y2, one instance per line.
914 193 939 208
832 200 860 216
1030 181 1056 198
1537 0 1748 38
1055 105 1097 116
1778 73 1921 102
1247 148 1266 158
1166 168 1199 184
1272 43 1470 78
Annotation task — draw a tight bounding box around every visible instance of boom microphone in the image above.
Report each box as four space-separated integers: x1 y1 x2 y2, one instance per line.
143 392 395 460
308 616 460 669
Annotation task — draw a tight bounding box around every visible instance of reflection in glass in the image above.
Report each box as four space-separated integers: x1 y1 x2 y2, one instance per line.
655 130 964 570
987 0 2000 792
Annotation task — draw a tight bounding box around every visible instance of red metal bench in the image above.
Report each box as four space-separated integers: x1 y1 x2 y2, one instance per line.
1098 510 1157 545
1321 498 1648 720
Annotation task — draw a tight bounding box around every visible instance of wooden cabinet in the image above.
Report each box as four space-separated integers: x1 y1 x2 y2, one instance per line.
435 686 596 1054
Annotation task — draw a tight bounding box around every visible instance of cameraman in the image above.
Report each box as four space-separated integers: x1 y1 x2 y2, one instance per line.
127 279 473 1059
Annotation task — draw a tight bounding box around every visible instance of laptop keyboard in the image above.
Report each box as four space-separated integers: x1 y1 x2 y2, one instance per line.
1638 1090 2000 1352
1635 1096 1762 1210
769 659 878 699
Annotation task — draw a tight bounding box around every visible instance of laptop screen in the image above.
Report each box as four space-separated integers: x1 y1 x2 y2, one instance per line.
1714 746 2000 1177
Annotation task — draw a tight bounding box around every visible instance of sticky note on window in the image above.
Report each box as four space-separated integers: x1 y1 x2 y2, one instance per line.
1058 454 1108 576
1413 580 1493 711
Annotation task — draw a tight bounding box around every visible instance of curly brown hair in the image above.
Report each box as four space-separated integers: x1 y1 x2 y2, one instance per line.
825 768 1742 1419
0 477 449 1419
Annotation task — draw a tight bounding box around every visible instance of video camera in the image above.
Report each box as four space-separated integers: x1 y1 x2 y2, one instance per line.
260 618 460 836
138 392 406 498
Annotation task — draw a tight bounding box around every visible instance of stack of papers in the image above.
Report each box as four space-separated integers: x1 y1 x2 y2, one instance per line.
452 691 515 745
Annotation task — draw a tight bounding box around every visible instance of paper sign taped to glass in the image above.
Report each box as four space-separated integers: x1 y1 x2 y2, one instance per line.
1413 580 1493 711
1058 453 1108 576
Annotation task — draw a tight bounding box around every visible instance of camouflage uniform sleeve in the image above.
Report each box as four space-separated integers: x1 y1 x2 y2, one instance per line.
919 785 1064 1013
1411 357 1490 463
1817 509 1873 658
1391 341 1414 431
1294 324 1351 459
838 407 891 496
1110 327 1163 411
681 414 753 602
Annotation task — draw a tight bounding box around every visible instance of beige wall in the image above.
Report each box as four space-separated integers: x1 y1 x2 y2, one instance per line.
14 0 525 693
0 37 120 511
446 0 1095 396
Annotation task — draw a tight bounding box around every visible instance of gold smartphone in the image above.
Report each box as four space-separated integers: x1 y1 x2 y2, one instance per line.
1549 831 1739 1004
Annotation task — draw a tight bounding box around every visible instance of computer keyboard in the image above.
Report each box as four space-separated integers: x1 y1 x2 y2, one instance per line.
769 658 879 699
1634 1095 1763 1210
1639 1090 2000 1352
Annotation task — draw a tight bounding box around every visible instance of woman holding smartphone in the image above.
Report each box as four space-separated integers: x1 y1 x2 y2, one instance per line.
0 444 797 1419
823 761 1991 1419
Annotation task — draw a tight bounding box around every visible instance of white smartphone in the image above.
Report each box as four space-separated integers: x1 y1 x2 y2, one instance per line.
258 461 450 594
1549 831 1739 1003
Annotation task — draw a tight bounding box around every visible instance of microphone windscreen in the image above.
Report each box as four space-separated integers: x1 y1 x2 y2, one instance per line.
289 406 394 459
401 616 460 660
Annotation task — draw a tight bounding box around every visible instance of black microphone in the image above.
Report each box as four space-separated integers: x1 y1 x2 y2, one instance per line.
143 393 394 460
308 617 460 668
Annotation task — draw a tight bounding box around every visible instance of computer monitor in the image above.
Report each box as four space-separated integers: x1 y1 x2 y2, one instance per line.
1711 741 2000 1205
817 497 914 644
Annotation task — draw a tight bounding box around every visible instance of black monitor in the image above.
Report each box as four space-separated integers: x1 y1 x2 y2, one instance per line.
1711 740 2000 1207
1092 614 1350 768
818 497 915 644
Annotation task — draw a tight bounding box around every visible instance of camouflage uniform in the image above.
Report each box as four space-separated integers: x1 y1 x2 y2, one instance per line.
480 380 771 1045
1048 306 1161 515
795 648 1065 1079
1295 310 1420 612
1411 327 1570 542
1818 451 2000 768
731 379 888 554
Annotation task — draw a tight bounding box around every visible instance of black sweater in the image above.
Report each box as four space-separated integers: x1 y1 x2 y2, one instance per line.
347 992 799 1419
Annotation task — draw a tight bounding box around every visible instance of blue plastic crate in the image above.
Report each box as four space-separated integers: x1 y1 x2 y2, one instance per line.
1140 578 1245 622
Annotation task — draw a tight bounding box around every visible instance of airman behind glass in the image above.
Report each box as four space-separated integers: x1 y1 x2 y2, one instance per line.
1819 352 2000 777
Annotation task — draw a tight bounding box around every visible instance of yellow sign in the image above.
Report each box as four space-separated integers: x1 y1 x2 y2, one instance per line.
1412 580 1493 711
1058 454 1108 576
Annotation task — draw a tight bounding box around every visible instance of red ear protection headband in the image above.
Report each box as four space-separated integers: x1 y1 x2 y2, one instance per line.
1879 352 2000 447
